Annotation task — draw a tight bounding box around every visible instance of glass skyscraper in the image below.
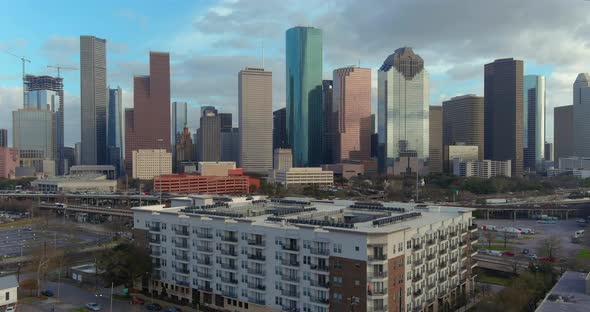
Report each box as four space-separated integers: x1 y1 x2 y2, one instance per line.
377 47 430 174
285 26 323 167
523 75 545 171
107 87 124 176
573 73 590 157
172 101 188 171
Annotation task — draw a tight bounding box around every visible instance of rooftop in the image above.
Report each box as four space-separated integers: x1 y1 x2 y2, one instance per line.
536 271 590 312
0 274 18 290
133 196 474 234
32 174 109 183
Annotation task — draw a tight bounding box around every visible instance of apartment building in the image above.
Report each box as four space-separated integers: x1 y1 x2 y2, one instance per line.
133 196 478 312
267 167 334 186
452 159 511 178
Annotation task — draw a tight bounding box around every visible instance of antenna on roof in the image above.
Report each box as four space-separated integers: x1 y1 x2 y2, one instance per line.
261 40 265 69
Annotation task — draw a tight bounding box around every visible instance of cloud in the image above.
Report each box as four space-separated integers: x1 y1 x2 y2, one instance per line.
40 36 79 67
114 8 149 28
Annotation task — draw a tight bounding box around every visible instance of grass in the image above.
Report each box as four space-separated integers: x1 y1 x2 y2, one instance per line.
577 249 590 259
475 244 513 251
477 274 512 286
0 217 40 228
521 236 533 240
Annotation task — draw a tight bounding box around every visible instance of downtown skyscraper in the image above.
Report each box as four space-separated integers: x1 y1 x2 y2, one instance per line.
172 101 188 171
80 35 107 165
484 58 524 176
377 47 430 175
554 105 574 161
198 106 221 162
523 75 545 171
573 73 590 157
107 86 124 176
239 67 273 174
285 26 323 167
125 52 171 176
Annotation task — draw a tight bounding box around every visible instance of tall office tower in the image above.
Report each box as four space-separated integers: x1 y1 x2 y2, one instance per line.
0 129 7 147
544 143 554 162
523 75 546 171
273 108 287 150
429 106 443 174
198 106 221 161
74 142 81 165
175 125 194 167
12 109 55 172
219 113 232 129
370 114 378 158
442 95 484 161
172 101 188 172
322 80 335 164
286 26 323 167
332 67 371 163
125 52 171 176
107 87 124 176
221 128 239 162
554 105 574 161
274 148 293 170
484 58 524 176
573 73 590 157
24 75 64 174
377 47 430 175
80 35 107 166
239 67 273 174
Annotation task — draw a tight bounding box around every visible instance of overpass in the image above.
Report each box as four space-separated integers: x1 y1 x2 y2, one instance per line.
0 192 163 208
36 203 134 218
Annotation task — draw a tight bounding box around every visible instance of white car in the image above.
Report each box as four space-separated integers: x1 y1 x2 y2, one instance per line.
85 302 102 311
5 305 16 312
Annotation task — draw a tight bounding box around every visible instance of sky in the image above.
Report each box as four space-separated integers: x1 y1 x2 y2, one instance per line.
0 0 589 147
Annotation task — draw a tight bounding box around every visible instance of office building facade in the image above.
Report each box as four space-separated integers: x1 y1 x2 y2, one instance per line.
198 107 221 162
554 105 574 162
453 159 512 178
80 35 107 166
378 47 430 175
286 26 323 167
132 149 172 180
107 86 124 176
0 147 19 179
523 75 545 171
273 108 287 150
133 198 478 312
175 126 194 168
172 101 188 171
429 106 443 174
12 109 55 173
573 73 590 157
484 58 524 176
0 129 7 148
221 128 239 163
333 67 372 163
239 68 273 174
444 145 479 173
273 148 293 171
125 52 171 176
322 79 335 164
442 95 484 160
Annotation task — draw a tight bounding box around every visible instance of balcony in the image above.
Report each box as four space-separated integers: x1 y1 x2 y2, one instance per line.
309 296 330 305
247 254 266 261
281 259 300 267
248 297 265 305
369 288 388 296
413 289 423 298
175 279 189 287
221 235 238 243
439 261 447 268
368 254 388 261
281 243 299 252
222 289 238 299
372 271 388 278
280 274 299 283
196 245 213 253
426 239 436 246
220 263 237 270
175 267 189 275
247 239 265 246
427 268 436 276
247 268 265 276
149 225 160 232
247 283 266 291
450 257 458 263
439 249 447 255
221 249 238 257
469 224 478 232
174 228 190 236
412 274 423 282
196 232 213 239
438 276 447 283
439 235 447 242
310 264 329 272
149 237 160 244
174 254 189 262
309 280 329 288
372 306 388 312
310 247 330 256
152 262 161 269
174 241 189 249
428 283 436 289
413 259 423 267
412 244 423 251
426 254 436 261
449 270 457 276
197 258 212 266
281 289 300 298
197 272 212 279
220 276 239 284
449 231 458 237
198 285 212 292
150 250 161 257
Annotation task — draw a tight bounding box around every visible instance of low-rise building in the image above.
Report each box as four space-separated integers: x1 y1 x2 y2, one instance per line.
70 165 117 179
444 145 479 173
198 161 236 177
559 157 590 171
322 163 364 180
30 174 117 193
536 271 590 312
273 148 292 170
268 167 334 186
452 159 511 178
0 275 18 308
0 147 19 179
133 198 478 312
132 149 172 180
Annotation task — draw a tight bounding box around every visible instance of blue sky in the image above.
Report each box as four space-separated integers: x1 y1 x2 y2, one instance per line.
1 0 587 147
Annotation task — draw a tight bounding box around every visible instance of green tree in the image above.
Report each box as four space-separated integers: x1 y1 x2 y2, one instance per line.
97 242 152 287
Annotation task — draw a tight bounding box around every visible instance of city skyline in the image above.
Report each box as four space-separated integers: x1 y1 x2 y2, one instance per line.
0 1 584 147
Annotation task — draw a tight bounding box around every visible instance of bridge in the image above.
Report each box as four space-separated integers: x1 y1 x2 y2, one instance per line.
0 192 163 208
36 203 134 218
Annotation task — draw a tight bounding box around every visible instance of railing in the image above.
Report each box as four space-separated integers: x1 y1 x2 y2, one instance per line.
150 250 161 256
220 276 238 284
248 297 265 305
438 276 446 283
197 272 212 279
222 289 238 298
197 232 213 239
309 296 329 304
281 244 299 251
469 224 478 231
439 249 447 255
247 239 265 246
152 262 161 268
310 247 330 255
450 257 458 263
413 244 423 251
175 267 189 274
196 245 213 252
439 261 447 268
196 258 212 265
220 263 237 270
281 259 300 267
310 280 329 288
174 254 189 261
175 280 189 287
372 271 388 278
247 268 265 276
281 274 299 282
427 239 436 246
427 268 436 275
369 288 388 295
149 225 160 232
174 241 189 249
247 283 266 291
310 264 329 272
412 274 422 282
368 254 388 261
413 259 423 266
428 283 435 289
220 249 238 257
439 235 447 241
221 235 238 242
174 228 189 236
413 289 423 297
426 254 436 261
198 285 212 292
372 306 388 312
247 254 266 261
281 289 300 298
149 237 160 244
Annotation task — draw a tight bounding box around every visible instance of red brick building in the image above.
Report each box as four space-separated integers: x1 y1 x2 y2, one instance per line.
154 170 259 195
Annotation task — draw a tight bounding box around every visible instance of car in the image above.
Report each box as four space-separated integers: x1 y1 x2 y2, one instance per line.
85 302 102 311
527 254 538 260
146 303 162 311
501 251 515 257
477 249 489 255
163 308 183 312
522 248 530 254
41 290 54 297
131 296 145 305
5 305 16 312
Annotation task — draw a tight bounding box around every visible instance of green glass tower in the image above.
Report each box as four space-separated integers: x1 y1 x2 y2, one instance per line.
286 26 323 167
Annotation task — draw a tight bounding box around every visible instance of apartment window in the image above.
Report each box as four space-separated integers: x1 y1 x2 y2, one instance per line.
354 280 360 286
333 243 342 253
407 241 411 249
355 246 359 251
398 242 403 252
355 262 360 268
5 291 9 301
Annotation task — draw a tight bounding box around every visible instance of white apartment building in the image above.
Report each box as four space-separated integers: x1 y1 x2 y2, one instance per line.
132 149 172 180
452 159 511 178
268 167 334 186
133 197 478 312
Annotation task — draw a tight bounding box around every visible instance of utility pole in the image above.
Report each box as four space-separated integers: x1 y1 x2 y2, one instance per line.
3 51 31 106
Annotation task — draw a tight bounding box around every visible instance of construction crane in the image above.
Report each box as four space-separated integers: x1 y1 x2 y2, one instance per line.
3 50 31 106
47 64 78 78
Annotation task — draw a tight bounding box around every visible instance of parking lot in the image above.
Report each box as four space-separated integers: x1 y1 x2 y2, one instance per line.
476 218 587 258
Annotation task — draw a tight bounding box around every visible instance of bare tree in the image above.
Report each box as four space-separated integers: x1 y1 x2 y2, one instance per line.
538 235 561 260
483 231 494 248
502 231 510 248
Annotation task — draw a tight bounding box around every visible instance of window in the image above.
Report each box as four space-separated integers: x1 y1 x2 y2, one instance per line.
355 246 359 251
355 262 360 268
5 291 9 301
407 241 411 249
354 280 360 286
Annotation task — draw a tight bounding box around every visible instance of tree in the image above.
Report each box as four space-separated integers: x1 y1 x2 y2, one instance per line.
538 236 561 260
19 279 38 296
483 231 494 249
97 242 152 287
27 243 62 297
502 231 511 248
